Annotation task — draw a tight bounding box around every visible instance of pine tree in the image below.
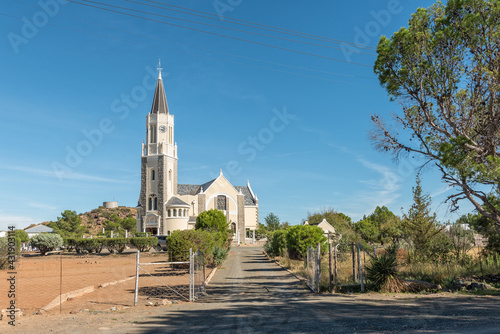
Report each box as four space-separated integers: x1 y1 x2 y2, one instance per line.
402 175 443 259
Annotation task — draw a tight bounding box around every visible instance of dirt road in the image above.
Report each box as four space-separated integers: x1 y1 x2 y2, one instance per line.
3 246 500 333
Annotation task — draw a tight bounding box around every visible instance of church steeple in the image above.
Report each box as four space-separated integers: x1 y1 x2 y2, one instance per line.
150 60 169 114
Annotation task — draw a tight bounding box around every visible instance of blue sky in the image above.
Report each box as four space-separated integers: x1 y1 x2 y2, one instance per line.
0 0 475 230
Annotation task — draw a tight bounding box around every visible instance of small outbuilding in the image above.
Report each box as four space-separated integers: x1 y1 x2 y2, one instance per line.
24 225 54 238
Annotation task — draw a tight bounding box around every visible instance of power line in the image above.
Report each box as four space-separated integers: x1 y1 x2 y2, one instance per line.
66 0 372 67
125 0 377 52
1 8 375 85
117 0 376 56
142 0 377 51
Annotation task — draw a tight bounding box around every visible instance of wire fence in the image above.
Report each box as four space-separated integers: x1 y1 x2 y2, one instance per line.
0 247 208 315
306 244 321 293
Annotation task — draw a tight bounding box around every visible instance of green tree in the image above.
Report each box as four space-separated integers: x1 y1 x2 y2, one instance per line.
463 197 500 255
48 210 87 238
120 216 137 232
195 209 228 233
402 175 445 260
355 206 403 245
264 213 281 231
372 0 500 235
285 225 327 260
14 229 29 243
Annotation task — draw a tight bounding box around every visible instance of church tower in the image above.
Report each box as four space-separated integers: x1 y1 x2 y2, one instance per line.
136 63 178 235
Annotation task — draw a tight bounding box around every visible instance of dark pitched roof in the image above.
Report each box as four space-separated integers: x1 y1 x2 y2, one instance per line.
177 182 257 206
166 196 190 207
150 72 169 114
177 184 201 196
235 186 257 205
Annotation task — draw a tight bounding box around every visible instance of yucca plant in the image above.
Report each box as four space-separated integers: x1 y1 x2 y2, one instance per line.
366 248 406 293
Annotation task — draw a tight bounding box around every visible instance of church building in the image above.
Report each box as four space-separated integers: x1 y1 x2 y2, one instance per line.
136 65 259 243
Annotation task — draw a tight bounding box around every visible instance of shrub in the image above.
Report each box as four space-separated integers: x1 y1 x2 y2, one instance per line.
64 238 76 252
285 225 327 259
105 237 129 253
366 246 405 293
134 232 151 237
266 230 287 257
213 246 229 267
167 230 217 266
0 236 20 269
31 233 63 255
71 238 104 253
130 237 158 252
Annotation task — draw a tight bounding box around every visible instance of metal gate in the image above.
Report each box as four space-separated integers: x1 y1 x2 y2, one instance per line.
134 248 205 305
306 243 321 293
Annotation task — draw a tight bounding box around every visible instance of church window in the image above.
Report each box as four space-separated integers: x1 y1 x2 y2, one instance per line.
150 125 157 143
151 169 155 181
173 209 177 217
153 197 158 210
148 197 153 211
217 195 226 211
168 209 171 217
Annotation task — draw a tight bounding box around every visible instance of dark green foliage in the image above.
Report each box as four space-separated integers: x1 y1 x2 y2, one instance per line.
372 0 500 232
266 229 287 257
130 237 158 252
355 206 403 245
14 229 29 243
30 233 63 255
285 225 327 260
105 237 129 253
402 175 447 261
195 209 228 233
72 238 105 254
366 249 405 293
48 210 87 238
103 214 136 236
167 230 219 266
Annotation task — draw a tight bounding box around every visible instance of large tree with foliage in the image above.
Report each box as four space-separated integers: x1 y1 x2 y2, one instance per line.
355 206 403 245
48 210 87 238
372 0 500 235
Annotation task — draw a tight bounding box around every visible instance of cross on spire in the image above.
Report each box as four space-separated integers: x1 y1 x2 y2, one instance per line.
157 59 163 79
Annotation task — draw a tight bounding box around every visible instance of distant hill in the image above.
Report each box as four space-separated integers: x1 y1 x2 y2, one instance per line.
79 206 137 234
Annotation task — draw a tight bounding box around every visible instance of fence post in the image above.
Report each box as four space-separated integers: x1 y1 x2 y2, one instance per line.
357 244 364 292
328 242 333 293
334 244 338 287
134 250 139 306
189 248 193 302
351 242 356 283
316 243 321 293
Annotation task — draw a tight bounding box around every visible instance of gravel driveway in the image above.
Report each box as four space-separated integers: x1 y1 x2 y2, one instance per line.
4 246 500 333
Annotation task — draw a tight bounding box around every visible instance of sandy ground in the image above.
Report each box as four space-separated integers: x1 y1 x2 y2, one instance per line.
2 247 500 333
0 250 200 317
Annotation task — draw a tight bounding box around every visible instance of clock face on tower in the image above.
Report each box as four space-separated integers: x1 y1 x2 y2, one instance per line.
159 125 166 133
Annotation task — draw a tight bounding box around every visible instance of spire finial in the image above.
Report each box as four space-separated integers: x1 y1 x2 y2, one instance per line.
157 59 163 79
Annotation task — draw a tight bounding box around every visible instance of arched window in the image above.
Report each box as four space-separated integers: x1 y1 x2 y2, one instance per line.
168 209 171 217
217 195 226 211
151 169 155 181
173 209 177 217
153 197 157 210
148 197 153 211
